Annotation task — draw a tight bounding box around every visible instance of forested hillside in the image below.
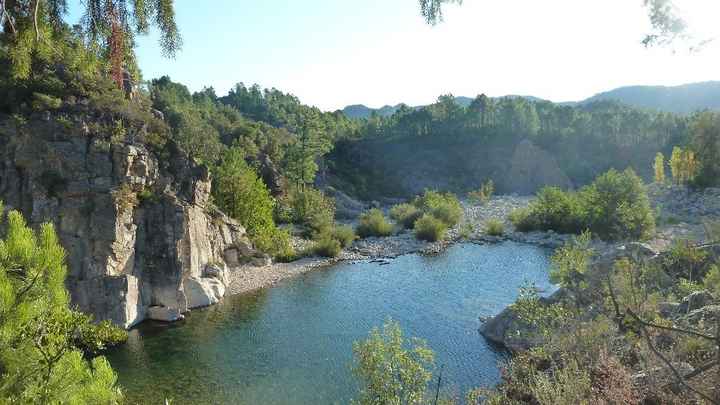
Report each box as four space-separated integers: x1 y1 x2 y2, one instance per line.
328 95 694 199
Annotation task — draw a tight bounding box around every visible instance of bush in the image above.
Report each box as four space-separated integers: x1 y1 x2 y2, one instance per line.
468 179 494 204
582 168 655 240
413 190 463 227
333 225 357 248
511 169 655 241
313 235 342 257
389 203 422 229
352 320 434 405
357 209 394 238
278 186 336 237
414 214 447 242
485 219 505 236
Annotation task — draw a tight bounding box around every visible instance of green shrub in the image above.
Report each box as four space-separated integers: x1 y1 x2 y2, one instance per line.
581 168 655 240
485 219 505 236
357 209 394 238
414 214 447 242
278 186 336 237
389 203 422 229
413 190 463 227
313 235 342 257
333 225 357 248
512 169 655 241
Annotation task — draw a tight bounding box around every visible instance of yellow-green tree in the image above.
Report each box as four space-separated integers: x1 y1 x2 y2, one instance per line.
653 152 666 184
670 147 683 184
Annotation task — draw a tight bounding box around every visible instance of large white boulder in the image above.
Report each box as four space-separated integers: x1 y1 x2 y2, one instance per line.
184 276 225 309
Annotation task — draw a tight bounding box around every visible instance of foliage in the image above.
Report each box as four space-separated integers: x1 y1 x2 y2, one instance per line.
582 168 655 241
468 179 494 204
653 152 666 184
510 186 585 235
484 219 504 236
333 225 357 248
669 146 697 185
390 203 423 229
313 235 342 258
511 284 572 339
212 148 291 257
0 204 124 404
703 265 720 297
663 239 710 284
356 209 394 238
352 320 434 405
412 190 463 228
413 214 447 242
278 186 336 238
512 169 654 241
550 232 593 301
689 111 720 188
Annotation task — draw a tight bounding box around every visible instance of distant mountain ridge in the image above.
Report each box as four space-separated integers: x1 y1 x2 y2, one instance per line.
575 81 720 114
341 81 720 118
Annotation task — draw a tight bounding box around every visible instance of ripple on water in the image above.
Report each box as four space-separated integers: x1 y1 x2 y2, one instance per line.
106 242 554 405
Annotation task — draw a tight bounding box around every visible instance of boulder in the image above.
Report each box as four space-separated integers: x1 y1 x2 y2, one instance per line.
147 306 185 322
185 276 225 309
324 186 366 220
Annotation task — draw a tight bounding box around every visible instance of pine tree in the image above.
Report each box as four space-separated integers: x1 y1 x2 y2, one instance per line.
0 203 124 404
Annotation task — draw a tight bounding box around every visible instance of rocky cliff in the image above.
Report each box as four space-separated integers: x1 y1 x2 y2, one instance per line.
0 111 261 328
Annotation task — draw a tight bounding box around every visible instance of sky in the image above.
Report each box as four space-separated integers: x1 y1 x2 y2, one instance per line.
69 0 720 111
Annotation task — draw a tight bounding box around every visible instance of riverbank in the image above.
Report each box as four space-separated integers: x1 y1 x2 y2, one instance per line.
227 195 560 296
227 185 720 319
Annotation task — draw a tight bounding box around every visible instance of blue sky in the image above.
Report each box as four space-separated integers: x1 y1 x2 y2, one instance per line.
68 0 720 111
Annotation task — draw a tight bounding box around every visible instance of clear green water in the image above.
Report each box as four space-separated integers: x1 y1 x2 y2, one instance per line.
106 242 554 405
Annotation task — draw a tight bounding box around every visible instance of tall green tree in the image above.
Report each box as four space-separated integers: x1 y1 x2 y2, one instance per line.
0 203 124 404
285 112 332 187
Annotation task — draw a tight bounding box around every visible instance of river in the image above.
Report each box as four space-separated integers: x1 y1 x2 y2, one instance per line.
106 241 555 404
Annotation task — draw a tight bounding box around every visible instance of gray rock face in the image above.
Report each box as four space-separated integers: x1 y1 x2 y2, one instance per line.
324 186 366 220
506 140 573 195
0 114 258 328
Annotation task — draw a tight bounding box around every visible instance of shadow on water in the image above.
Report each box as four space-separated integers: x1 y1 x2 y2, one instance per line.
106 241 554 405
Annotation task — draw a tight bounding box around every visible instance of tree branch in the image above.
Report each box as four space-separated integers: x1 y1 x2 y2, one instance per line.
628 309 719 404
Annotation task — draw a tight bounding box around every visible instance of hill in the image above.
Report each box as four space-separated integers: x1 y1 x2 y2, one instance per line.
576 81 720 113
